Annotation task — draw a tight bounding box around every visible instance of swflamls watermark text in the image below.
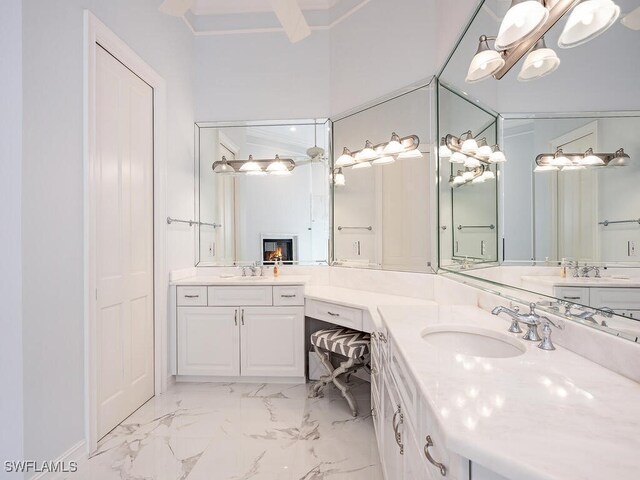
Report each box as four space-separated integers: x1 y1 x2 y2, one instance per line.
4 460 78 474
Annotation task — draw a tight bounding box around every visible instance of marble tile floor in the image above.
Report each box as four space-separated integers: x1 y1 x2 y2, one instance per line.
69 380 382 480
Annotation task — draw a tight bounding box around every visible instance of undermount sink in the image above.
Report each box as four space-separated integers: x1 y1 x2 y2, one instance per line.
421 325 526 358
219 275 270 281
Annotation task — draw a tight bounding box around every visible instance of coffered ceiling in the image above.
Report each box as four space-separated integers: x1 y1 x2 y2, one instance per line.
160 0 369 40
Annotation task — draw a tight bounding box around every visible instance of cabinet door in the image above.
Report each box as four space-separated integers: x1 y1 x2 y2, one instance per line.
381 370 404 480
404 421 435 480
240 306 304 377
177 307 240 376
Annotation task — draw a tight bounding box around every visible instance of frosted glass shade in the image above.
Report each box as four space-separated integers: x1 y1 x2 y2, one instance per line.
335 147 353 167
495 0 549 50
352 161 372 169
451 152 467 164
239 158 261 172
518 46 560 81
535 165 559 172
372 156 395 165
355 141 377 161
558 0 620 48
398 149 423 159
383 133 404 154
466 49 505 83
464 157 481 168
490 147 506 163
334 169 345 186
461 137 479 154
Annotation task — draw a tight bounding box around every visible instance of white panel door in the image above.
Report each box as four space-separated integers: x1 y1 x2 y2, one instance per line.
240 307 304 377
96 45 154 439
177 307 240 376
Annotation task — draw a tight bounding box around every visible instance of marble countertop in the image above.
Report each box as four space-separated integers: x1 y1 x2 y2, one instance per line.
520 275 640 288
379 304 640 480
171 275 311 286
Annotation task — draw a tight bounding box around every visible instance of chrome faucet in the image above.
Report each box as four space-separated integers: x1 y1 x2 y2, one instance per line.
248 261 264 277
492 303 564 350
571 306 614 325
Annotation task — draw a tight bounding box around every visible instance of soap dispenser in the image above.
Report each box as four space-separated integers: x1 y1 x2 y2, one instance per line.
560 258 567 278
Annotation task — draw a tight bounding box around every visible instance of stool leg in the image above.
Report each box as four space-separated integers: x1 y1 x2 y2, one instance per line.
331 357 358 417
310 346 334 398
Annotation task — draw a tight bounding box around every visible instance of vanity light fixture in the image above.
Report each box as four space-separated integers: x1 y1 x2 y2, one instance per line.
334 168 346 186
337 133 421 168
466 35 506 83
465 156 482 168
213 154 296 176
579 148 605 166
355 140 377 161
518 37 561 81
609 148 630 166
352 160 372 169
548 148 573 166
212 156 236 174
450 151 468 164
558 0 621 48
534 146 630 171
460 131 479 154
382 132 404 154
495 0 550 51
335 147 354 167
482 168 496 180
266 155 292 175
439 137 452 158
477 138 494 159
489 145 507 163
239 155 262 173
445 133 507 164
452 175 466 187
467 0 621 82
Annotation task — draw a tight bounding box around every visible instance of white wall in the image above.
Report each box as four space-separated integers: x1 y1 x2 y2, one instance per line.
0 0 24 470
194 32 331 121
21 0 194 464
329 0 437 115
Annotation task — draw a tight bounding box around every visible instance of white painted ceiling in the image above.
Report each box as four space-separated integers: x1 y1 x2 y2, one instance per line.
191 0 339 16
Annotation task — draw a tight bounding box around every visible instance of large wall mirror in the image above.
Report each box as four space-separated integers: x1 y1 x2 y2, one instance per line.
438 0 640 343
195 120 331 266
331 80 436 273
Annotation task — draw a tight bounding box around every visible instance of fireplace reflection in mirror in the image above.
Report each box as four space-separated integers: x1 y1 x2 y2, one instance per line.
262 238 295 264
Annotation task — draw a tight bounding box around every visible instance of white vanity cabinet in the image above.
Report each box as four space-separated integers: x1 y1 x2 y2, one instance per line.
175 284 304 379
177 306 240 376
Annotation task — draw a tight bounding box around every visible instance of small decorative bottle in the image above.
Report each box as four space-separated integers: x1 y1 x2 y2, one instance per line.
273 257 280 278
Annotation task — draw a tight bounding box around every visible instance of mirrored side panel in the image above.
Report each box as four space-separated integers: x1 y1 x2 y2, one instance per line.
331 82 436 273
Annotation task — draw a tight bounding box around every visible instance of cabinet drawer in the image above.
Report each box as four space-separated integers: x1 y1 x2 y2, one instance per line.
273 285 305 306
177 286 207 306
554 286 590 305
305 299 363 330
590 288 640 310
207 286 273 306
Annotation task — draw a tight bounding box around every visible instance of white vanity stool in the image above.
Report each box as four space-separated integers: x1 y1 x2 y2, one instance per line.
309 327 371 416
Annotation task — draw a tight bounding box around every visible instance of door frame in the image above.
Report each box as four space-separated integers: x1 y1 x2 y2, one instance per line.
83 11 168 453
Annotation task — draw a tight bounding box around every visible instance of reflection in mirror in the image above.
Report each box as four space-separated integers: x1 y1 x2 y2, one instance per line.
195 120 330 266
438 84 499 265
437 0 640 343
331 81 436 273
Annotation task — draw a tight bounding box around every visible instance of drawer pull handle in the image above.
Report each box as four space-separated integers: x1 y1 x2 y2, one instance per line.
392 405 404 455
241 309 245 326
563 296 581 300
424 435 447 476
327 311 340 317
378 333 388 343
234 309 238 326
281 294 297 298
184 294 200 298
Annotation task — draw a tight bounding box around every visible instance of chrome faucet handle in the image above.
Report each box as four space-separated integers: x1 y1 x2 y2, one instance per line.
538 316 564 351
520 303 542 342
594 266 601 278
240 266 248 277
507 304 522 334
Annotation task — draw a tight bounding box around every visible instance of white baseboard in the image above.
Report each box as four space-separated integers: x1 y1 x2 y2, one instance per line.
29 441 87 480
175 375 306 384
